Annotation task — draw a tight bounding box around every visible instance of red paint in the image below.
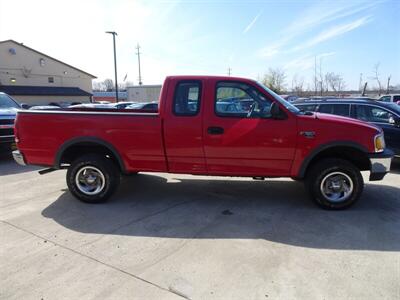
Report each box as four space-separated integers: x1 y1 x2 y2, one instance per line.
15 75 381 178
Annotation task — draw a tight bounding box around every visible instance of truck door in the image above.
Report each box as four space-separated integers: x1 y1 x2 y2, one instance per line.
203 80 297 176
162 78 207 174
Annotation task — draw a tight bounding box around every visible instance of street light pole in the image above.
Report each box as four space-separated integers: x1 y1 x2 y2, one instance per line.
106 31 119 102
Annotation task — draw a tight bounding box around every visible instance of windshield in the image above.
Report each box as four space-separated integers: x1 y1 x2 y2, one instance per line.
255 82 301 114
0 94 20 109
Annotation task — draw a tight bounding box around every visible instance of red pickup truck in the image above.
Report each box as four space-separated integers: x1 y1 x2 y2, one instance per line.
13 76 393 209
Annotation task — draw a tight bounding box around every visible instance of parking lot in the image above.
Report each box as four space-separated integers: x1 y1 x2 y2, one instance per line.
1 155 399 300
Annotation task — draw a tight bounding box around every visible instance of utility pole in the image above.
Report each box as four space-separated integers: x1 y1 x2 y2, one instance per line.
227 67 232 76
105 31 119 102
362 82 368 96
314 56 317 96
359 73 363 92
386 75 391 94
136 44 143 85
319 57 323 96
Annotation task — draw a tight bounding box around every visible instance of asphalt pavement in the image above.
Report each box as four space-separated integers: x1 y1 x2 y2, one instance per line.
1 155 399 299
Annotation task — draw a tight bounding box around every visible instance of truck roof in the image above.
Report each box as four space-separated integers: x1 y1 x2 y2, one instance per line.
166 75 253 82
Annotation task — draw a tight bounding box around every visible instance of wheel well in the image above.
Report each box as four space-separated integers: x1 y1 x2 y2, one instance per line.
304 146 370 176
58 142 123 172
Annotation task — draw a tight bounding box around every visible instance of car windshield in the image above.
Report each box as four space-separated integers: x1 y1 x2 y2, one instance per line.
0 94 19 109
255 82 301 114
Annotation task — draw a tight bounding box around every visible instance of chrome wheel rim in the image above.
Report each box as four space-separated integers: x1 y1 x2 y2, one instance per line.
320 172 353 203
75 166 106 195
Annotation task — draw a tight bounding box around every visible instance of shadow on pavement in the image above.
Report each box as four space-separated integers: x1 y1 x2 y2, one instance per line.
42 173 400 252
0 154 41 176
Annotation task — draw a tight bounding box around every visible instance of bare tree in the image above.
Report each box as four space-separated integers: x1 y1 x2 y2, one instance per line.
291 74 305 96
263 68 286 94
372 63 383 96
103 79 114 91
325 72 346 95
92 81 106 91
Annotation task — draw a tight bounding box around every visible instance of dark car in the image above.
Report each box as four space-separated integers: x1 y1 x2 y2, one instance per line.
293 98 400 155
0 92 20 152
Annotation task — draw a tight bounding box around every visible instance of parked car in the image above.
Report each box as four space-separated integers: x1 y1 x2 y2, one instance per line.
292 98 400 155
126 102 158 111
29 105 61 110
69 103 114 109
110 102 137 109
378 94 400 104
0 92 19 152
13 75 393 209
279 95 299 102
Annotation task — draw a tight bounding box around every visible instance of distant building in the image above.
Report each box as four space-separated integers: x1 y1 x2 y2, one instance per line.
127 85 162 103
0 39 96 105
92 91 128 103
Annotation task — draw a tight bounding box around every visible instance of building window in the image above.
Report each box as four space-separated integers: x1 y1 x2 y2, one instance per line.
10 78 16 83
48 77 54 83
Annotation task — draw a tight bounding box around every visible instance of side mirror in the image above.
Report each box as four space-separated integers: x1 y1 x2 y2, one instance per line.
390 116 400 127
270 102 286 120
20 103 30 109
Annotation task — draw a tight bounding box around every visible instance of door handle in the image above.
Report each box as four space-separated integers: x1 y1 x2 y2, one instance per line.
207 126 224 135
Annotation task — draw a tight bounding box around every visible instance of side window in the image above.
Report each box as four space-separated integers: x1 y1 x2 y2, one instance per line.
332 104 350 117
215 81 272 118
173 81 201 116
318 104 334 114
296 104 318 112
319 104 350 117
355 105 396 123
393 96 400 102
380 96 391 102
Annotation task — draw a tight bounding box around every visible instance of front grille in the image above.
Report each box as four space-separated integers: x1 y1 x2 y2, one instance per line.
0 119 15 125
0 128 14 137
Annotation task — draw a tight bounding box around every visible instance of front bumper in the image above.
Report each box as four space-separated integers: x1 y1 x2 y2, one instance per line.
368 149 394 181
12 150 26 166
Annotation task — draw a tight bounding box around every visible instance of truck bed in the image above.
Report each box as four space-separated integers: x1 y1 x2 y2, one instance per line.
15 109 167 172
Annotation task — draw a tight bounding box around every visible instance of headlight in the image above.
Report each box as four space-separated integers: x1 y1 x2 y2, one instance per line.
374 133 385 152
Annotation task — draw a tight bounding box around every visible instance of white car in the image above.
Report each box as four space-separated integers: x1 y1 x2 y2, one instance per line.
378 94 400 104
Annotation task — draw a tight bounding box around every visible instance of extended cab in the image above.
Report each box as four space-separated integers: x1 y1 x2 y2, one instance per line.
13 76 393 209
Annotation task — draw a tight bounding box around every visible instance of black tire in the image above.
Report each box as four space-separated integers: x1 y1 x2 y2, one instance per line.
66 154 120 203
305 158 364 210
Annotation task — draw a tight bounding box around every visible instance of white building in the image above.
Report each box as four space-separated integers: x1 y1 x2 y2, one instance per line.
0 40 96 105
127 85 162 103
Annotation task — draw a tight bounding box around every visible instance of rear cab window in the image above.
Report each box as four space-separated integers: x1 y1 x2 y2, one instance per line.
173 81 201 116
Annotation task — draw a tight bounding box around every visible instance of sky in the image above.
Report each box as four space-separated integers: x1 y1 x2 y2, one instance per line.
0 0 399 90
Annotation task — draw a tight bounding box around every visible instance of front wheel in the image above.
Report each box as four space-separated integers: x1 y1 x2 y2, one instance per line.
306 158 364 210
66 154 120 203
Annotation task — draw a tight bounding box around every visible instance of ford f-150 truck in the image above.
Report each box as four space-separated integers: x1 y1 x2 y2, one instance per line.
13 76 393 209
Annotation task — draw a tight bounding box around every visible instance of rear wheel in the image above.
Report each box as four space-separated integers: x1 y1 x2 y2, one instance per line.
306 158 364 209
66 154 120 203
